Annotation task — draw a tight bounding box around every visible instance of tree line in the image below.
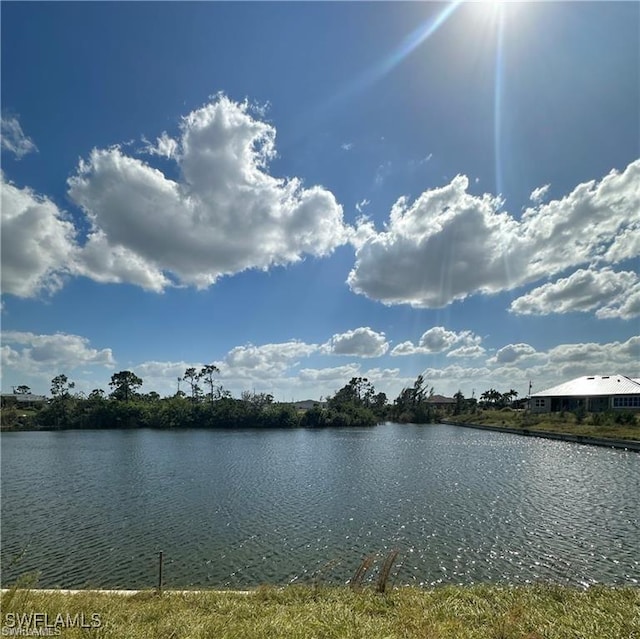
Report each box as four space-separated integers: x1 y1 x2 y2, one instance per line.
2 370 521 431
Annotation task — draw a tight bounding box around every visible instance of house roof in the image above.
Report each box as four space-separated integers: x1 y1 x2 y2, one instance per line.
292 399 326 410
427 394 456 404
1 393 47 403
532 375 640 398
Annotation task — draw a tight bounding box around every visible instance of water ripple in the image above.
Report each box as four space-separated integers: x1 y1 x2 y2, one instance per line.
1 425 639 588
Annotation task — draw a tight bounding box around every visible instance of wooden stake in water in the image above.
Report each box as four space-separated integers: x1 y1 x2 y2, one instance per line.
158 551 164 591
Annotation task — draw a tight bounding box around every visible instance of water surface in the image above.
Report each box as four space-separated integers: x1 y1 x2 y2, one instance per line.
2 424 638 588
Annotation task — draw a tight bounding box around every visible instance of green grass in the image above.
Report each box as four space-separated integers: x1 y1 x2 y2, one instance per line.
1 584 638 638
447 410 640 442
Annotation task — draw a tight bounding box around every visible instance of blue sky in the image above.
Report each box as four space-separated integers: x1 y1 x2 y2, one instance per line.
1 1 638 402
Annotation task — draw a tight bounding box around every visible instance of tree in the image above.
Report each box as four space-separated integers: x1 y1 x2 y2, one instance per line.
48 374 76 428
183 367 202 402
504 389 518 406
453 390 465 415
241 391 274 412
109 371 143 402
480 388 502 408
15 385 31 395
199 364 221 405
51 374 75 399
392 374 434 423
329 377 376 410
412 374 426 406
372 391 388 416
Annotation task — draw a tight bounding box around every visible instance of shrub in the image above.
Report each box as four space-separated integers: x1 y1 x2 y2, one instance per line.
614 411 637 425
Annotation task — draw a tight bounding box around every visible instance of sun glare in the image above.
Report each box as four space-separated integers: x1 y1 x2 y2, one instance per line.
467 0 522 25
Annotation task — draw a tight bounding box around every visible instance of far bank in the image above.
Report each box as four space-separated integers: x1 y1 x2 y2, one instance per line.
443 408 640 448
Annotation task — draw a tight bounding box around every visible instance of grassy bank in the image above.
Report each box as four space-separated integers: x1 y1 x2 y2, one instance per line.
1 584 638 638
446 410 640 442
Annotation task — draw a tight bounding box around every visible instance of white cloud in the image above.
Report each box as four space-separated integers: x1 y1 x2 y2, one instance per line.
298 364 361 382
1 331 115 374
447 345 486 358
528 336 640 384
604 226 640 264
361 367 401 381
596 285 640 320
67 95 350 291
419 364 492 382
1 176 77 297
133 360 201 395
1 116 38 158
322 327 388 358
510 268 639 318
419 326 478 352
348 160 640 308
529 183 550 204
355 198 370 213
141 132 179 159
390 326 481 356
547 337 639 368
220 340 318 379
341 142 354 151
488 343 538 365
74 230 172 292
389 341 419 357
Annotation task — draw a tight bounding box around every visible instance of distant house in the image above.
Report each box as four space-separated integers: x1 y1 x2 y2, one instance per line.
1 392 48 409
530 375 640 414
426 395 456 411
292 399 326 413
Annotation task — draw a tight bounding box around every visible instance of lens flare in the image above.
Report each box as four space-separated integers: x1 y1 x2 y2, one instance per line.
322 2 464 112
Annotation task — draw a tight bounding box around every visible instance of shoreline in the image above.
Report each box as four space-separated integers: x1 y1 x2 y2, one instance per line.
441 419 640 452
3 419 640 451
2 584 637 638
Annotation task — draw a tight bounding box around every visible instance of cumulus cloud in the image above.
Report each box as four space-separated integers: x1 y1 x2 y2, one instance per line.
447 345 486 358
488 343 538 365
419 364 492 382
298 364 361 382
219 340 318 379
298 365 400 389
1 331 115 373
510 268 639 318
348 160 640 308
596 285 640 320
603 226 640 264
390 326 481 356
1 116 38 158
321 327 388 358
67 95 350 291
528 335 640 383
1 176 77 297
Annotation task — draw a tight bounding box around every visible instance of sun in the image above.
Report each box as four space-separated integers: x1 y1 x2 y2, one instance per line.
468 0 521 20
464 0 525 34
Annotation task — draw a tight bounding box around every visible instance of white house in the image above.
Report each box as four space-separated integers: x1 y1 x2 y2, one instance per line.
530 375 640 414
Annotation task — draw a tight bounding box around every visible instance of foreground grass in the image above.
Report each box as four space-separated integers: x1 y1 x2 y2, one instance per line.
447 410 640 442
1 584 639 639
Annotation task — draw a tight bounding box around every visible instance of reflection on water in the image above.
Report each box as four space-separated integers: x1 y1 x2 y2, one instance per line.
1 424 638 588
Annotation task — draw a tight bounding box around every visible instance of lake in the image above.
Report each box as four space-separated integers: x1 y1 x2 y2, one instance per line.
1 423 638 589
